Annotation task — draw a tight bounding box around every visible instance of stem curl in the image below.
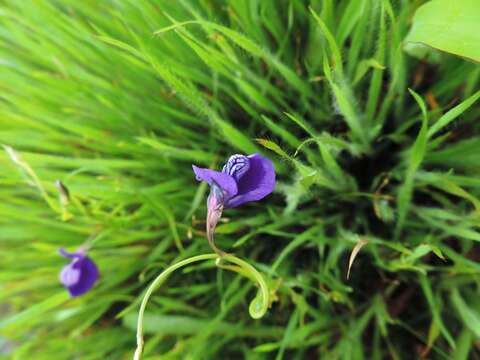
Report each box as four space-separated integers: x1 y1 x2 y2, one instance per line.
133 253 269 360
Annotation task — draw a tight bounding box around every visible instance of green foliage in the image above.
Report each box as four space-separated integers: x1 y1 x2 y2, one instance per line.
405 0 480 62
0 0 479 359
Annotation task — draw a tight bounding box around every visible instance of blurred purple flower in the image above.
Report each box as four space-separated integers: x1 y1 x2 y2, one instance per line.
192 153 275 254
59 248 99 297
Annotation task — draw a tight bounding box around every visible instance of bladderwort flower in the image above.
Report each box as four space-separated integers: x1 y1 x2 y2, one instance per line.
134 154 274 359
59 247 99 297
192 153 275 255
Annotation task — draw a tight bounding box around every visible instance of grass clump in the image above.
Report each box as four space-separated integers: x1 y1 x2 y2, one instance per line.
0 1 479 359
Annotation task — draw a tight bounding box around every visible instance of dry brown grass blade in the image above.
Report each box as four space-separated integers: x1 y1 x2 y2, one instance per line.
347 237 369 280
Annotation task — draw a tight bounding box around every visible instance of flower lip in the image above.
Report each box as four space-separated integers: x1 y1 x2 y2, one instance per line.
224 153 275 208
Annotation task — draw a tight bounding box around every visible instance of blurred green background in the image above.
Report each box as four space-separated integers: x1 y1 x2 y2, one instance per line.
0 0 479 359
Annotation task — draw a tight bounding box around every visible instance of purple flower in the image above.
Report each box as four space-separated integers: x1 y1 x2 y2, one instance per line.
59 248 99 297
192 153 275 254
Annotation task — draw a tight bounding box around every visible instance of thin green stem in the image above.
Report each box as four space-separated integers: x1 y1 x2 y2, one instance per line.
221 254 270 319
134 253 269 360
3 145 60 214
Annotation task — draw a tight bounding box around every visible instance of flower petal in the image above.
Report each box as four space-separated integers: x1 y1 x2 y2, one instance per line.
192 165 238 197
67 256 99 297
225 153 275 208
59 248 83 259
59 263 81 287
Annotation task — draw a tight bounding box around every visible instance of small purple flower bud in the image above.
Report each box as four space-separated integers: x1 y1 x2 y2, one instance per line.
59 248 99 297
206 181 226 255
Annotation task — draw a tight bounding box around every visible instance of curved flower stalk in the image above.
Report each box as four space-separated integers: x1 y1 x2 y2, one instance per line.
59 247 99 297
133 253 269 360
193 153 275 255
